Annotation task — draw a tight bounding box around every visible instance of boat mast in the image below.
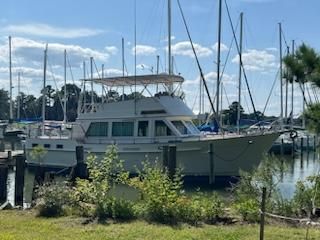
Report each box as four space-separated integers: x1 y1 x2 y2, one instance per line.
237 12 243 134
42 44 48 135
290 40 294 130
285 46 289 121
167 0 174 94
17 72 20 120
63 49 67 123
9 36 13 121
216 0 222 122
90 57 94 112
101 64 105 103
279 23 283 130
122 37 125 100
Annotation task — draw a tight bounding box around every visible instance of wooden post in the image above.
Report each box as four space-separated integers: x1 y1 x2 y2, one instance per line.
15 155 25 206
292 138 295 158
314 135 316 150
208 143 215 184
0 167 8 203
75 146 87 179
168 146 176 179
259 187 267 240
300 138 303 158
162 146 169 171
307 135 310 151
280 138 284 155
0 141 5 152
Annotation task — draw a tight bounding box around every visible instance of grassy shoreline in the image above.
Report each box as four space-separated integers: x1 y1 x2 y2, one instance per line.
0 210 319 240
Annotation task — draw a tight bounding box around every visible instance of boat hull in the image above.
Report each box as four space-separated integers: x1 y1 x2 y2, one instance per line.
25 132 280 177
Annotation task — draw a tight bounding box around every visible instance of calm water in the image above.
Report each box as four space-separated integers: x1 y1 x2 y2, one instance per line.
278 150 320 198
5 149 320 206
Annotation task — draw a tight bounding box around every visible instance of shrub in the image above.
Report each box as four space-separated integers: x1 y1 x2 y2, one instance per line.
36 181 72 217
129 161 184 224
96 197 135 221
231 155 286 222
73 145 132 221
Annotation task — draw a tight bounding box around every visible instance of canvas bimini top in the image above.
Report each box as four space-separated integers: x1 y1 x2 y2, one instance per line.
83 74 184 87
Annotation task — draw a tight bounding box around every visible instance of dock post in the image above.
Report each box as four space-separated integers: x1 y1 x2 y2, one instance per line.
259 187 267 240
208 143 215 184
280 138 284 155
0 141 4 152
307 135 310 151
162 146 169 171
314 136 316 150
292 138 295 158
300 138 303 158
75 146 87 179
8 151 12 161
0 167 8 203
15 155 25 206
168 146 177 179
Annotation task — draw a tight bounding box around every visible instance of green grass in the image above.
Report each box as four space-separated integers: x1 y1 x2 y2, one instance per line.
0 210 319 240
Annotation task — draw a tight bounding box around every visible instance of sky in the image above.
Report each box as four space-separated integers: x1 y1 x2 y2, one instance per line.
0 0 320 117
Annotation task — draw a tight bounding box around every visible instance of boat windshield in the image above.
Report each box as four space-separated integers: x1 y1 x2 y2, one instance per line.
184 121 200 135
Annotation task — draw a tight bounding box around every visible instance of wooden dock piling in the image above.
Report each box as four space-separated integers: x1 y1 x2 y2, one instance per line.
0 167 8 203
14 155 25 206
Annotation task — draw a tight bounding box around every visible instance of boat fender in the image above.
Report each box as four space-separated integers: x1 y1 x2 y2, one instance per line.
289 131 298 139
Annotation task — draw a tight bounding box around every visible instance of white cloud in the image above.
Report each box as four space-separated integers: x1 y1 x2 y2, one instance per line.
171 41 212 58
131 45 157 56
0 37 109 66
162 35 176 42
185 71 235 86
266 47 278 52
212 42 229 52
2 23 104 38
232 49 277 72
105 46 118 55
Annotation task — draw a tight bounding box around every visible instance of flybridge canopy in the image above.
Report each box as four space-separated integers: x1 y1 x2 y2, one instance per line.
82 74 184 87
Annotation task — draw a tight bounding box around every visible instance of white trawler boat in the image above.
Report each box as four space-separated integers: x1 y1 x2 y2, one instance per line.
25 73 280 179
25 0 281 181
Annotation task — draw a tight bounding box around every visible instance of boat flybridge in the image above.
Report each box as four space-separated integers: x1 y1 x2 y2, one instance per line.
25 73 281 180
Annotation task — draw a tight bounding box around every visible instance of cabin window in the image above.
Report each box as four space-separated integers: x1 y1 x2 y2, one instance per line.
138 121 148 137
44 144 51 149
32 144 38 148
155 120 173 136
86 122 108 137
56 144 63 149
112 122 134 136
172 121 189 135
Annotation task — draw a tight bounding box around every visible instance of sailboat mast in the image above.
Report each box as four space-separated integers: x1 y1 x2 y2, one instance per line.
291 40 295 130
285 46 289 120
63 49 67 123
101 64 104 103
17 72 20 120
279 23 283 130
168 0 172 75
167 0 174 94
9 36 13 120
216 0 222 119
237 12 243 134
122 37 125 100
90 57 94 112
42 44 48 135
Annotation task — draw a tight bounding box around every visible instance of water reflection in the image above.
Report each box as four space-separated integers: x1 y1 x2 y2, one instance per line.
277 150 320 198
